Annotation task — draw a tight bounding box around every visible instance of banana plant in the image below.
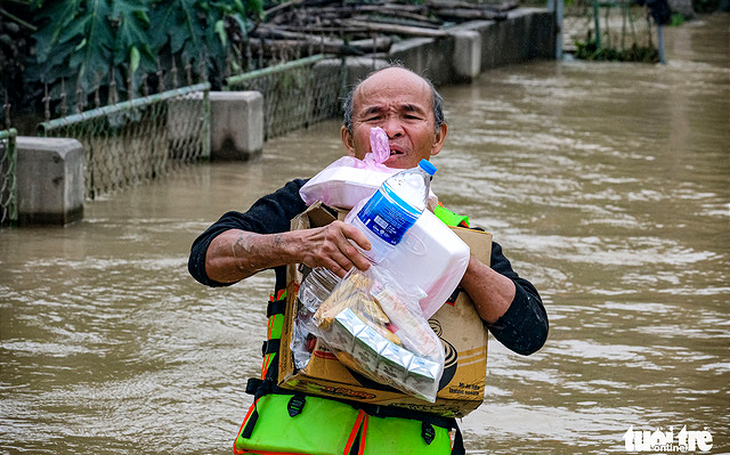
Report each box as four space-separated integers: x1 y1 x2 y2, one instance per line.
25 0 261 111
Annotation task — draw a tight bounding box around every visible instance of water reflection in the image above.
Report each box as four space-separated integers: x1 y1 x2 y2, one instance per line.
1 13 728 455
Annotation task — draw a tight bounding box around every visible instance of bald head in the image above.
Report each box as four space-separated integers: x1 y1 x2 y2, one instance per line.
339 65 448 169
343 66 445 134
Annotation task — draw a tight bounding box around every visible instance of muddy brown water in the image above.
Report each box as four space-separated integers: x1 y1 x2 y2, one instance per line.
1 14 728 455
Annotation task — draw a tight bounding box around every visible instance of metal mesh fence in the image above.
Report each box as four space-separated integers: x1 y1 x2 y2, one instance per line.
38 83 210 200
563 0 659 61
0 128 18 227
227 54 346 140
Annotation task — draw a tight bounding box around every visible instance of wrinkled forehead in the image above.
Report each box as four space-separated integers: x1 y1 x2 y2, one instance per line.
352 68 434 113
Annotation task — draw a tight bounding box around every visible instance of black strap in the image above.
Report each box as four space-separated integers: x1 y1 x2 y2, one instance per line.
267 298 286 318
246 377 287 400
260 339 281 357
240 378 272 440
240 408 258 439
422 421 435 445
246 378 264 395
451 424 465 455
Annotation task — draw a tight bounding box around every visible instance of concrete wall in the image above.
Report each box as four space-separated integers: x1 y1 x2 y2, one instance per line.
461 9 557 71
389 8 556 82
322 7 555 90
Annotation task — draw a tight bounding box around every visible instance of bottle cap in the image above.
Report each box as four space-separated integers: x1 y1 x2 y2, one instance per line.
418 159 437 176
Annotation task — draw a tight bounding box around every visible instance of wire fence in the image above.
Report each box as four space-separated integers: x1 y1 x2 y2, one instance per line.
38 83 211 200
0 128 18 227
23 52 344 203
563 0 660 61
227 54 346 140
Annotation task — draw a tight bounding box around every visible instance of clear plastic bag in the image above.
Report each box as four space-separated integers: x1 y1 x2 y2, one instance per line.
291 266 340 370
308 265 445 403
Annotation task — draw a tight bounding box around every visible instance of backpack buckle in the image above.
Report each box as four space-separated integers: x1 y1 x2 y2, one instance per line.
287 394 306 417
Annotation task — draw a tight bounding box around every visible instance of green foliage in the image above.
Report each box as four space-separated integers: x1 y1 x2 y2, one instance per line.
24 0 263 110
670 12 685 26
574 39 660 63
30 0 153 94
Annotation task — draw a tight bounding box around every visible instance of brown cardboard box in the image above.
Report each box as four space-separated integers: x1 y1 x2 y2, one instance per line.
279 202 492 417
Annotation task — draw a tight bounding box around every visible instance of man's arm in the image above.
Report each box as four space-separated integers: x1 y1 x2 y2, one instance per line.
460 242 549 355
460 255 515 323
204 221 374 284
189 179 367 287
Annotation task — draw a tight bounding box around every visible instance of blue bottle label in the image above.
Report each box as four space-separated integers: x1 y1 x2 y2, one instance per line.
357 188 419 246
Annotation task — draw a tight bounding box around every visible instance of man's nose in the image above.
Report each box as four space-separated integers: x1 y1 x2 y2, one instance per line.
381 116 404 138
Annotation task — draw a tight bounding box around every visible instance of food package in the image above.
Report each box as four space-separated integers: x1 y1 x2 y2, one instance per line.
308 265 445 403
299 127 438 210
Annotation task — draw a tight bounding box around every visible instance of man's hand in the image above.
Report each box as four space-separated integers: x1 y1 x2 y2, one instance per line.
297 220 372 277
205 221 372 284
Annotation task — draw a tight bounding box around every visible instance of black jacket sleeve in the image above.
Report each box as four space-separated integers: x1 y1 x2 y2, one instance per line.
187 179 308 287
485 241 549 355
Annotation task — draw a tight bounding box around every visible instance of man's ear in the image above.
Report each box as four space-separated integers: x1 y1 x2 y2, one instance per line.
430 123 448 157
341 125 356 157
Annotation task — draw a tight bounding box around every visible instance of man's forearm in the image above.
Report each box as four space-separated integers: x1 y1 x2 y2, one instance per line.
205 221 374 284
460 255 516 324
205 229 300 283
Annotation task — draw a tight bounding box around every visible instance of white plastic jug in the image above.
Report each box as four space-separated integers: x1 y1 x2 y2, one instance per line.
377 209 470 319
344 196 470 319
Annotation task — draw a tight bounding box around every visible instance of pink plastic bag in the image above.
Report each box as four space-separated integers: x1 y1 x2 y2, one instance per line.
299 128 398 208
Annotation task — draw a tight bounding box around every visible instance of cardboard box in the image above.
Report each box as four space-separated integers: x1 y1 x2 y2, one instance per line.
279 202 492 417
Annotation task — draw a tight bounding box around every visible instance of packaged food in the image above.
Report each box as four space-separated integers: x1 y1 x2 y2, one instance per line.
307 266 445 402
299 127 438 210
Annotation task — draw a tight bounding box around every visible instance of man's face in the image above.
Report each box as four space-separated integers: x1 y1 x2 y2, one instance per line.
341 68 448 169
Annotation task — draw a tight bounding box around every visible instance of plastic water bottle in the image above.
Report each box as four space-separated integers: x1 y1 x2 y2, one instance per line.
297 266 342 311
296 159 437 309
347 158 437 264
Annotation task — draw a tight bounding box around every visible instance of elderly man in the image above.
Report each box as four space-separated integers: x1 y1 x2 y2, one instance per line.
188 66 548 455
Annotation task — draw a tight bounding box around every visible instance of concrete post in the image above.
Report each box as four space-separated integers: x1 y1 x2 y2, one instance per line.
388 37 454 86
16 137 85 226
449 30 483 82
553 0 564 59
209 91 264 161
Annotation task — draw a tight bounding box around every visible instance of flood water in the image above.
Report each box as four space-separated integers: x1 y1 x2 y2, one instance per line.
1 14 728 455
